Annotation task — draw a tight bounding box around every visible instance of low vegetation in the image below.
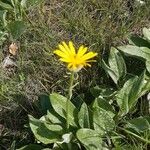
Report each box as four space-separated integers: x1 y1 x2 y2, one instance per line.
0 0 150 149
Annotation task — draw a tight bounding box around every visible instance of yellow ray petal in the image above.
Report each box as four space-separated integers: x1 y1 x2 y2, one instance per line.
62 41 71 54
77 46 87 57
81 52 98 61
54 50 70 59
69 41 76 55
59 57 71 62
58 44 70 56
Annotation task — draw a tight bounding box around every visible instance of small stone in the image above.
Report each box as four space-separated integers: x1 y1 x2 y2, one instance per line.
2 56 17 69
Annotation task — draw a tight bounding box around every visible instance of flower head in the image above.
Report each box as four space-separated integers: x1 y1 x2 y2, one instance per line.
54 41 98 72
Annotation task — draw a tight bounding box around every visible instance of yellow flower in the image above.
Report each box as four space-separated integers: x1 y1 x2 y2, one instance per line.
54 41 98 72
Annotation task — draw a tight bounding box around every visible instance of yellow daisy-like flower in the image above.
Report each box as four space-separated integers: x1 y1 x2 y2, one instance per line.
54 41 98 72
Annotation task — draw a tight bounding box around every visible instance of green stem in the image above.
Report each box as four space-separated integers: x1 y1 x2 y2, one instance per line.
66 72 75 130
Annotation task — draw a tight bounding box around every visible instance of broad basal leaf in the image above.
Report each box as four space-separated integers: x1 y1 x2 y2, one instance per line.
117 72 149 116
90 86 115 98
125 117 150 133
102 59 118 84
38 94 51 114
76 129 102 150
29 115 63 144
108 47 126 79
46 110 65 125
78 102 90 128
50 93 78 127
143 27 150 42
116 77 136 116
93 97 115 118
129 35 150 48
93 107 115 135
146 60 150 73
118 45 150 60
128 72 145 107
102 47 126 84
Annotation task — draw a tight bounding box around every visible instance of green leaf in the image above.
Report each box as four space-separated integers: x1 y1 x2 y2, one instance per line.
118 45 150 60
143 27 150 42
76 129 102 150
29 115 63 144
93 107 115 135
16 144 43 150
129 35 150 48
38 94 65 125
46 110 65 125
90 86 115 98
126 117 150 133
50 93 78 127
7 21 26 39
108 47 126 79
146 61 150 73
117 72 148 116
78 103 90 128
102 59 118 84
128 72 145 107
116 77 136 116
93 98 115 118
38 94 51 114
102 47 126 84
72 94 84 109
